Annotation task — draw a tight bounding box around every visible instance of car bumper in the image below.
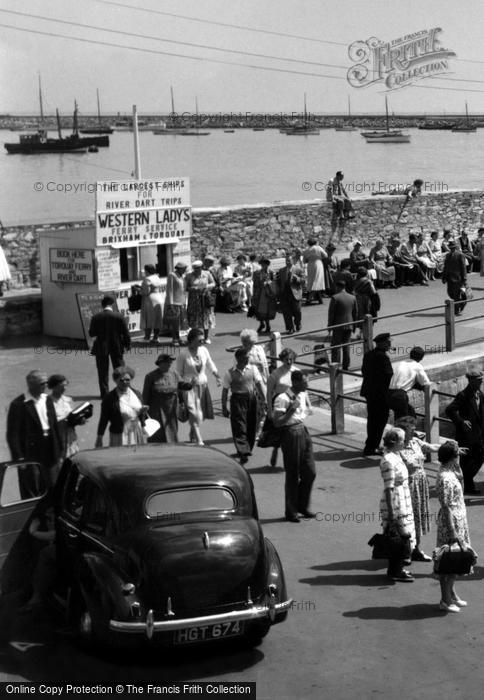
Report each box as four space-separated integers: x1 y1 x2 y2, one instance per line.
109 599 293 637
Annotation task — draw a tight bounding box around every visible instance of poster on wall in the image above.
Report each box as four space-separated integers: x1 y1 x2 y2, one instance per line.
49 248 94 284
96 248 121 290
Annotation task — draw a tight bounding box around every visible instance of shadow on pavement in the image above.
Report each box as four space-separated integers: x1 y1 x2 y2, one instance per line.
342 603 443 620
248 465 284 474
311 559 387 572
339 457 379 469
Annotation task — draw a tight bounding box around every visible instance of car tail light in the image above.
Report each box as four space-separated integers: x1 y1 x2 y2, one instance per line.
122 583 136 596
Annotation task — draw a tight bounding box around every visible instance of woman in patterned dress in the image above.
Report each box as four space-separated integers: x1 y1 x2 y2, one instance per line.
435 440 473 612
95 366 147 447
185 261 216 343
379 427 416 582
395 416 440 562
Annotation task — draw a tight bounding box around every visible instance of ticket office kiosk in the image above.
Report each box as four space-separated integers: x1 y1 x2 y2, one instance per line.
39 224 191 340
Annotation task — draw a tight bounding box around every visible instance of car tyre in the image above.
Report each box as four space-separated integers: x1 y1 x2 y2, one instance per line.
244 620 270 648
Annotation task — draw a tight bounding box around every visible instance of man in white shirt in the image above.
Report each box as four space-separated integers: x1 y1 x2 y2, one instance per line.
6 370 62 494
273 371 316 522
387 346 430 420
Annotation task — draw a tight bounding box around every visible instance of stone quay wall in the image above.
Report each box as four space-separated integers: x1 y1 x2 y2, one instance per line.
2 192 484 284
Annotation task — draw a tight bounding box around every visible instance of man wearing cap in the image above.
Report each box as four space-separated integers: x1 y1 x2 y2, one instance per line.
442 240 467 316
445 367 484 494
361 333 393 456
273 370 316 522
330 171 354 238
165 262 188 346
89 295 131 398
387 346 431 420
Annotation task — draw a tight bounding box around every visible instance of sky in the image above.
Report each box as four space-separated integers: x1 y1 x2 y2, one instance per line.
1 0 484 116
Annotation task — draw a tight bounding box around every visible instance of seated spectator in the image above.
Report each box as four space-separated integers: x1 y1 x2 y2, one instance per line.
416 233 438 280
369 239 396 288
349 241 372 273
399 234 428 285
428 231 445 277
458 230 479 271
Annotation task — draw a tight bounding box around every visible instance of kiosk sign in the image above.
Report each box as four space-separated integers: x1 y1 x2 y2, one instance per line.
95 178 191 247
49 248 94 284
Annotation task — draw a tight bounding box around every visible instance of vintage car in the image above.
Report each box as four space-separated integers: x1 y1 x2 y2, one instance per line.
0 445 291 649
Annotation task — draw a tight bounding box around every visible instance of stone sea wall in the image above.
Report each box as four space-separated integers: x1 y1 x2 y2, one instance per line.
2 191 484 286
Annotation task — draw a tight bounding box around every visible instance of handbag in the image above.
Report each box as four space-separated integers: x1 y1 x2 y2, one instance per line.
66 402 94 427
432 543 477 575
177 395 189 423
368 527 411 560
257 416 281 448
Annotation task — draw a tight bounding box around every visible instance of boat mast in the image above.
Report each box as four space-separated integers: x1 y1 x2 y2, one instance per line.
38 73 44 127
97 88 101 128
385 95 389 133
348 95 351 119
73 100 79 137
56 108 62 138
195 96 199 128
304 93 307 127
465 101 469 126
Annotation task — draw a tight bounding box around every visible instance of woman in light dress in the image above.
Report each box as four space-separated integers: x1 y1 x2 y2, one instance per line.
395 416 440 562
164 262 188 346
379 427 416 582
140 264 164 343
416 233 438 280
95 366 147 447
428 231 445 276
0 243 11 296
303 238 327 304
369 239 396 287
435 441 474 613
48 374 84 473
176 327 222 445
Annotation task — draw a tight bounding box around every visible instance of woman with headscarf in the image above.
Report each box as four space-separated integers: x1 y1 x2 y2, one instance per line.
185 260 216 344
303 238 327 304
252 256 277 334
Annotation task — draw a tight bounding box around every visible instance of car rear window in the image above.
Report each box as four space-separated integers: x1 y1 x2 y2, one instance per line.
145 487 236 518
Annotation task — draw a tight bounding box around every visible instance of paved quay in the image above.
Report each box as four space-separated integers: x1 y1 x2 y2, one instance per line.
1 276 484 699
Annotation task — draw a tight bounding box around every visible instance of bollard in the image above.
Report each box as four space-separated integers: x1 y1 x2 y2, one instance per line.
269 331 282 371
362 314 374 355
444 299 455 352
328 362 344 434
423 382 440 446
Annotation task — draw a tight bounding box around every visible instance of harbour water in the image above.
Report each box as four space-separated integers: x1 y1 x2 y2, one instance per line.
1 127 484 226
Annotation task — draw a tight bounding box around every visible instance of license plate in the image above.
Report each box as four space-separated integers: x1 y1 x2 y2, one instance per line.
173 620 245 645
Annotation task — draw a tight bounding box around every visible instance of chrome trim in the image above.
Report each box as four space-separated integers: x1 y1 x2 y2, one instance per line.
109 599 293 634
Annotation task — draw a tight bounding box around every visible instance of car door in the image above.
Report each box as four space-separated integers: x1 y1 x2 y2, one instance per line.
0 461 47 591
56 465 90 584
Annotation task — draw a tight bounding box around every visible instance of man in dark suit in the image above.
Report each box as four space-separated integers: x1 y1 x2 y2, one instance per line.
328 280 357 370
361 332 393 456
446 368 484 494
332 259 355 293
276 252 305 334
6 370 62 494
89 295 131 398
442 240 467 315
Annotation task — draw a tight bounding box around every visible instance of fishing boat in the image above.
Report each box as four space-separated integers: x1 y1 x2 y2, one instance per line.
224 129 235 133
335 97 357 131
364 97 410 143
80 89 113 134
153 87 191 135
452 102 477 132
285 94 319 135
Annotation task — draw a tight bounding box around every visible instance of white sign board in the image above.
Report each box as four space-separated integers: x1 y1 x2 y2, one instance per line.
96 178 190 211
95 177 191 248
49 248 94 284
96 248 121 289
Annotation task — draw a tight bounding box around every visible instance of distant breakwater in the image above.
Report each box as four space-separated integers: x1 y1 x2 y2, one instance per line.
2 190 484 287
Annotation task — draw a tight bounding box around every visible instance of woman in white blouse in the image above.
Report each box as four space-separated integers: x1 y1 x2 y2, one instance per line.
176 328 222 445
95 366 148 447
48 374 80 462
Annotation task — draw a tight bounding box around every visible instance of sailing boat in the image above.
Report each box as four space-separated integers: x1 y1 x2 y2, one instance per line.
178 97 210 136
284 94 319 135
153 87 189 134
335 97 357 131
80 89 113 134
451 102 476 132
364 96 410 143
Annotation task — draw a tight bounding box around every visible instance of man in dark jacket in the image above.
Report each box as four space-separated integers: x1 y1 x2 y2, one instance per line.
89 295 131 398
6 370 62 494
442 240 467 315
445 368 484 494
361 332 393 456
277 252 305 334
328 280 357 370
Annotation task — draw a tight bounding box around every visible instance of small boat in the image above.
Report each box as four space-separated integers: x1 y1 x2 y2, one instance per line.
335 97 357 131
364 97 410 143
418 121 455 130
285 94 320 135
88 145 99 152
452 102 476 132
224 129 235 133
80 89 113 134
178 97 210 135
